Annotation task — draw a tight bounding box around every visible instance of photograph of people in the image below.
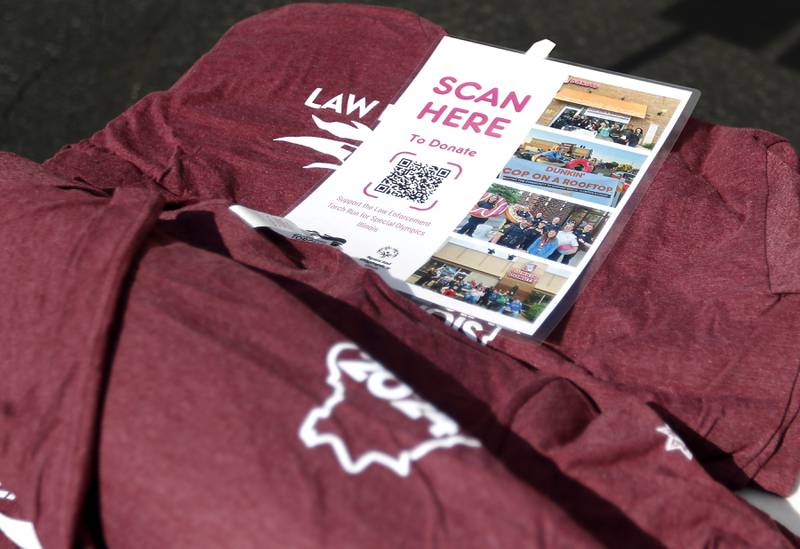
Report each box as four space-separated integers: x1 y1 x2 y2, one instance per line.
564 223 594 265
491 207 541 242
537 75 681 151
551 113 645 149
549 222 579 263
496 219 534 249
454 183 609 268
527 228 558 258
408 240 570 324
415 264 447 287
525 219 548 248
455 192 507 237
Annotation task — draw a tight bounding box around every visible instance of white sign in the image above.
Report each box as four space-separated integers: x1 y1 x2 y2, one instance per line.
286 37 564 280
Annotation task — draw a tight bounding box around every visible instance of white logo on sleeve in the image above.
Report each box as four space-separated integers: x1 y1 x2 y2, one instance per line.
419 304 502 345
0 483 42 549
0 486 16 502
656 424 693 460
299 342 480 476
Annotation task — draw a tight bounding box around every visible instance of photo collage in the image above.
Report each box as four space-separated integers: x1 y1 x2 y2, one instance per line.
407 73 683 328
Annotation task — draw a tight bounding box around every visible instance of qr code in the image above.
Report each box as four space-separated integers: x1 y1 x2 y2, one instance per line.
374 158 451 204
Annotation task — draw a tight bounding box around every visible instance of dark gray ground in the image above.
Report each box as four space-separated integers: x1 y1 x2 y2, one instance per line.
2 0 799 162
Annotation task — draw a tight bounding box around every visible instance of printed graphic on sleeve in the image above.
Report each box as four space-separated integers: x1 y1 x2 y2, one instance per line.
274 114 374 171
0 485 16 502
0 483 42 549
656 424 693 460
299 342 480 477
272 87 381 171
374 158 452 204
415 300 502 345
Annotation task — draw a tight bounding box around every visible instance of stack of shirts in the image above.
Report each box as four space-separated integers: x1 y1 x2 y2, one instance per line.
1 4 798 548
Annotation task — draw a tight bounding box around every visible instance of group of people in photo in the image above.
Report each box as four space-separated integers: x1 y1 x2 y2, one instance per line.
455 194 503 237
550 111 644 148
503 216 593 264
456 204 595 265
414 266 532 319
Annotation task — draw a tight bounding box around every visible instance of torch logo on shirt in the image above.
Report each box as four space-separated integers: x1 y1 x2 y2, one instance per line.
273 87 380 171
0 483 42 549
299 342 480 477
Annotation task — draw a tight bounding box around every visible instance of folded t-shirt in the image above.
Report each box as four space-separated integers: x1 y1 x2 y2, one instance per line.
44 3 442 214
494 121 800 495
94 196 797 548
0 153 163 549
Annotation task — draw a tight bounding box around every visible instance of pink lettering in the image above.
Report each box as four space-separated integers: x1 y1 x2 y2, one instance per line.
474 88 499 107
417 102 448 123
443 107 469 128
462 112 489 133
454 82 480 100
500 92 531 113
432 76 457 95
486 117 510 138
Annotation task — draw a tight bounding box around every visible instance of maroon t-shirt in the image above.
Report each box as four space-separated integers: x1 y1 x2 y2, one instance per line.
95 198 797 547
44 3 800 497
45 3 441 214
495 121 800 494
0 153 163 548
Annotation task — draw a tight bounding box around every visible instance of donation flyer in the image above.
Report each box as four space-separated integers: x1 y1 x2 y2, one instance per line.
235 37 698 337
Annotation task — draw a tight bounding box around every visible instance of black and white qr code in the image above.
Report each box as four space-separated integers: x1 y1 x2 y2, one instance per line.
374 158 451 204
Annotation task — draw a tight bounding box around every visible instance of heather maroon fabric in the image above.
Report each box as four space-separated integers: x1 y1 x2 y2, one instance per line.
81 199 792 548
45 3 442 214
494 121 800 495
198 204 799 546
96 216 605 549
43 3 800 496
0 153 163 548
